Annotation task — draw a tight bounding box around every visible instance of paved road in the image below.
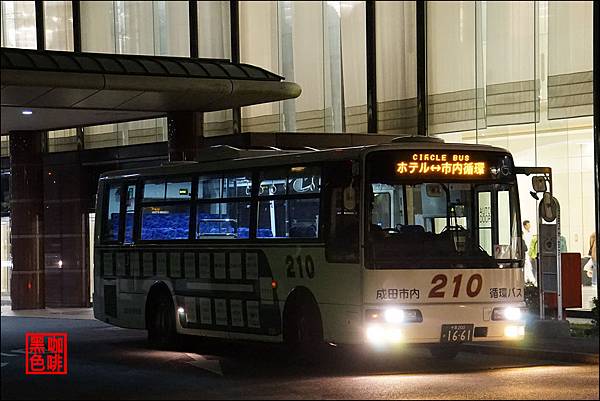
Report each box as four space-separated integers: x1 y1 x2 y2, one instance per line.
1 316 598 400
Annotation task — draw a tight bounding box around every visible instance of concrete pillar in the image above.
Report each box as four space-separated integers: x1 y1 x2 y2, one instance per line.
167 112 204 161
9 131 45 310
43 153 90 307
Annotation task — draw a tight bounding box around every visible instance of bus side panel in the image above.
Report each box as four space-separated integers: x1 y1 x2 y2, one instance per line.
172 248 283 338
94 244 364 343
93 247 149 329
263 246 364 345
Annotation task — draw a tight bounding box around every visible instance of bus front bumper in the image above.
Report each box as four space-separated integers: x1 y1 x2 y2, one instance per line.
361 303 526 347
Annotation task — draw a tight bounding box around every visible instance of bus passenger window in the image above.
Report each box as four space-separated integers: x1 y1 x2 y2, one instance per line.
198 175 222 199
124 184 136 243
166 181 191 200
257 200 319 239
141 204 190 240
103 184 121 242
222 174 252 198
288 166 321 195
197 202 251 239
259 169 287 196
197 172 252 239
257 200 283 238
143 180 165 200
288 198 319 238
140 177 192 241
256 166 321 239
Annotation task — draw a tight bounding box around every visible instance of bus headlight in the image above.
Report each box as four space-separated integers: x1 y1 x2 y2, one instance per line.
504 325 525 338
366 324 386 344
384 308 404 324
366 324 403 345
492 307 523 321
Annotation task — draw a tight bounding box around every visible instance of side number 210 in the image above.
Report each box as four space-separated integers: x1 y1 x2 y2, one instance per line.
285 255 315 279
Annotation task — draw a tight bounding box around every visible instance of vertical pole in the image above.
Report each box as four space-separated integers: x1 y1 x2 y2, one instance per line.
72 0 82 52
230 0 241 135
9 132 46 310
593 0 600 304
167 112 204 161
556 202 562 320
189 0 199 58
416 0 428 136
538 202 544 319
366 0 377 133
35 0 45 50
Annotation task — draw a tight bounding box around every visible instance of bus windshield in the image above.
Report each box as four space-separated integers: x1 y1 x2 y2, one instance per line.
367 181 522 269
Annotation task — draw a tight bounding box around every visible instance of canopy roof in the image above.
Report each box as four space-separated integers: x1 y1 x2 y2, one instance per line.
1 48 301 134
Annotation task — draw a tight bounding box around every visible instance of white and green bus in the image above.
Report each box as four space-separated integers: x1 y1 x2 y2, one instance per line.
93 136 526 358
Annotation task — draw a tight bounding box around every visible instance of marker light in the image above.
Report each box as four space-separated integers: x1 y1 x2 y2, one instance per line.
177 307 185 314
366 308 423 323
22 110 33 115
384 308 405 324
492 307 523 321
503 307 522 321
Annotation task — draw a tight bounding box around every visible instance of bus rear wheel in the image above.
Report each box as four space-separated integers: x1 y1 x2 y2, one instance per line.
147 292 176 349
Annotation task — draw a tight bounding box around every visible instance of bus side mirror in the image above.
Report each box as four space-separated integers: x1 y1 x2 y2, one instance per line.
531 176 547 193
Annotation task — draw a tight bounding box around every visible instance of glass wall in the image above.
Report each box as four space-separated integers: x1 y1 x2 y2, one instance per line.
376 1 417 135
198 0 234 136
0 136 9 158
79 1 191 148
1 1 36 49
44 1 73 51
1 217 11 298
430 1 596 310
239 1 367 133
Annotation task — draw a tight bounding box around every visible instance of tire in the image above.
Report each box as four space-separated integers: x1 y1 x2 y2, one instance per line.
283 299 324 363
429 345 461 360
147 292 177 350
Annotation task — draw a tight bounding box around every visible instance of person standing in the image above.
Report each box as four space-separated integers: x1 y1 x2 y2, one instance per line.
584 232 597 287
522 220 537 285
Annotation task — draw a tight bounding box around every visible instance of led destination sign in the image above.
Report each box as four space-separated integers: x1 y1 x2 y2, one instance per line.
366 150 514 182
396 153 486 177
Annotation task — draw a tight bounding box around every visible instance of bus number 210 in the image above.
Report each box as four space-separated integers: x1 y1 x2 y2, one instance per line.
285 255 315 279
428 273 483 298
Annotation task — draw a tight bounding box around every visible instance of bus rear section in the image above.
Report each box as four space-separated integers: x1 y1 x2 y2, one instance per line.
361 147 526 350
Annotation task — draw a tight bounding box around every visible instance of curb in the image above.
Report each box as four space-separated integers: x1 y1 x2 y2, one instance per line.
462 344 599 365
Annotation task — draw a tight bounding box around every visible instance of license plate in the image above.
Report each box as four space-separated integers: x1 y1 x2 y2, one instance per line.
440 324 474 343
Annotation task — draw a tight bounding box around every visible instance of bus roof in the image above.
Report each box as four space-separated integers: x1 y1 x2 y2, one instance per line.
99 136 511 181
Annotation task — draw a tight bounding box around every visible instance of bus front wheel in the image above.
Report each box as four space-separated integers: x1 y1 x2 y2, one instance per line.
283 299 324 361
147 292 176 349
